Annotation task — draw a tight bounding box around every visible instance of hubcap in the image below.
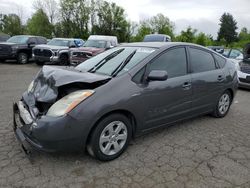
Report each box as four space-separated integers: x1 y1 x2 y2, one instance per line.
218 93 230 115
20 54 27 64
99 121 128 156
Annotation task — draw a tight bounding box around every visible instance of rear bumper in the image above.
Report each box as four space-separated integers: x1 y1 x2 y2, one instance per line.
13 101 89 153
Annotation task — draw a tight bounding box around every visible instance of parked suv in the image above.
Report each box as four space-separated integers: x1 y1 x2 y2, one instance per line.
69 35 118 65
0 35 47 64
143 34 171 42
33 38 84 65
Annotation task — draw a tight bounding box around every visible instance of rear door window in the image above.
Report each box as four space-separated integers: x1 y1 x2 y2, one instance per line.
28 37 37 44
189 48 216 73
213 54 226 68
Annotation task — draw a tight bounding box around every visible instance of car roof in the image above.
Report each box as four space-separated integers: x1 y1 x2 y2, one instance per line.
11 35 45 38
53 38 80 41
120 42 206 49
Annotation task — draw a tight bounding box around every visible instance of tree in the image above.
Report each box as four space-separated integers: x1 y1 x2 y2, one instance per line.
133 21 152 42
149 13 175 39
26 9 53 38
133 14 174 42
195 32 213 46
33 0 58 24
0 14 23 35
217 13 238 46
60 0 90 39
176 26 197 43
93 1 129 42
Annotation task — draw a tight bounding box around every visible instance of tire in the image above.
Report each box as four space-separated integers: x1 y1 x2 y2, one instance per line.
87 113 132 161
212 90 232 118
35 61 44 66
17 53 28 64
59 54 69 65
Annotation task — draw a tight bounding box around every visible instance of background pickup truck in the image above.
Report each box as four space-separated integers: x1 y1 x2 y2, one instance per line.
33 38 84 65
0 35 47 64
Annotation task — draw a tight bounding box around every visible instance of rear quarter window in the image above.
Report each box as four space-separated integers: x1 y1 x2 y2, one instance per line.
37 37 47 44
213 54 226 68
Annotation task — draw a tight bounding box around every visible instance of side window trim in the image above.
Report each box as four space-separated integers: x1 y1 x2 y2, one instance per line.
187 46 217 73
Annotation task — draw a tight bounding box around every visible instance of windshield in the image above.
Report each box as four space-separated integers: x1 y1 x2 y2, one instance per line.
76 47 156 76
47 39 70 46
223 49 230 57
7 36 29 44
83 40 107 48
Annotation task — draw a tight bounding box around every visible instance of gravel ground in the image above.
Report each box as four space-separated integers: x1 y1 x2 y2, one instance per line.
0 62 250 188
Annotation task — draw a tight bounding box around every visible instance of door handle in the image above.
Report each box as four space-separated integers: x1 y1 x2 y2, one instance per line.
182 82 191 90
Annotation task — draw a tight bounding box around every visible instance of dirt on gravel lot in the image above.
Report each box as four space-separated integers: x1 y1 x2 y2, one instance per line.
0 62 250 188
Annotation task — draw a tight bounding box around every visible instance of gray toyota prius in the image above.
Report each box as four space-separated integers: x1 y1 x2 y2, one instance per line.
13 42 238 161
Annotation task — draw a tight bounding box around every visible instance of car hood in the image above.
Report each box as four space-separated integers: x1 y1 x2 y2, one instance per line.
23 66 111 105
71 47 105 54
34 44 69 50
0 42 18 46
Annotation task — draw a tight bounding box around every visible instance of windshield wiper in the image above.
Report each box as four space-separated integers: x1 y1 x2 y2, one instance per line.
111 50 137 77
88 48 124 73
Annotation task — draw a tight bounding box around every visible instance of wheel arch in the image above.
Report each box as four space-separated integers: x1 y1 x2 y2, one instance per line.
86 109 137 147
17 49 32 58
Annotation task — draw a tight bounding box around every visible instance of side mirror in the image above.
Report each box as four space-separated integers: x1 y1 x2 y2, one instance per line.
147 70 168 81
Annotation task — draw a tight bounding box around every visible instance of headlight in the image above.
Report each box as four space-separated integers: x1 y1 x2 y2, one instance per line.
11 46 18 50
28 81 34 93
52 49 59 56
47 90 94 117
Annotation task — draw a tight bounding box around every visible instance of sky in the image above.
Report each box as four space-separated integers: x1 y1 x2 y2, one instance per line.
0 0 250 38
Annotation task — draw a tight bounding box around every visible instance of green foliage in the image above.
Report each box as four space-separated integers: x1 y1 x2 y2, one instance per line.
132 14 174 42
92 1 130 42
26 9 53 38
0 14 23 35
175 26 197 43
60 0 90 39
0 2 249 50
217 13 238 46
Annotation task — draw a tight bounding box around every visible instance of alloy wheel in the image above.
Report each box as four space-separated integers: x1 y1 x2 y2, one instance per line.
99 121 128 156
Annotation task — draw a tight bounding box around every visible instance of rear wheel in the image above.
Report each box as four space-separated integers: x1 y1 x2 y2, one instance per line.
87 113 132 161
17 53 28 64
59 54 69 65
212 90 232 118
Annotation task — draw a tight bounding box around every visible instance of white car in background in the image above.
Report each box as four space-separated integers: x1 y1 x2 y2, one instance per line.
235 44 250 89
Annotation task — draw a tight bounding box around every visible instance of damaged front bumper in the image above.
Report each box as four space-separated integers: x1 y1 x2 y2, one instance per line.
13 101 88 154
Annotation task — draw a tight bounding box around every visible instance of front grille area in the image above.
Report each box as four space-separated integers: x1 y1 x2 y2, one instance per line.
240 65 250 74
72 51 92 58
239 78 250 84
0 45 11 55
34 49 52 57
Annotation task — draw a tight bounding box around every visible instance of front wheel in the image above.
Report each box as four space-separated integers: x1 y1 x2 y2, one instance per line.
17 53 28 64
212 91 232 118
59 54 69 65
87 114 132 161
